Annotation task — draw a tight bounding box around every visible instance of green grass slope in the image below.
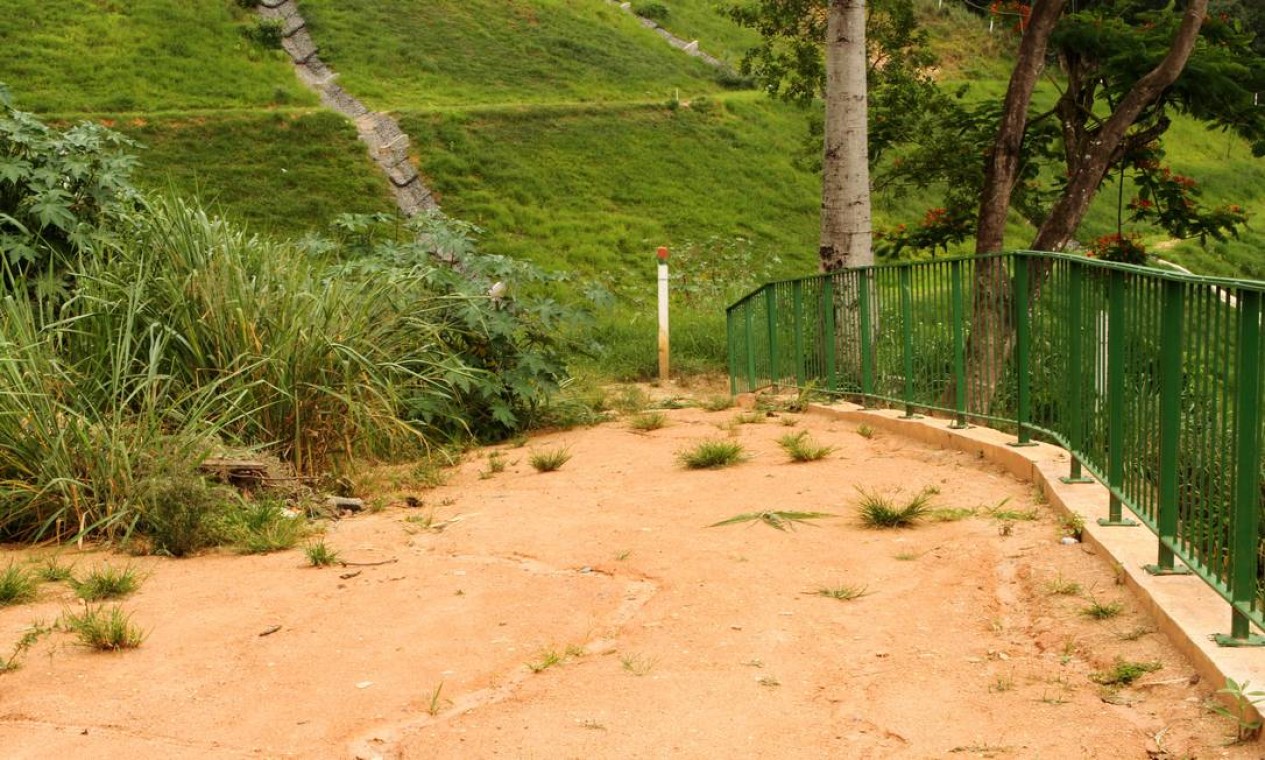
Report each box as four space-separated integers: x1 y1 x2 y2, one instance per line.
0 0 312 113
300 0 736 111
401 95 820 285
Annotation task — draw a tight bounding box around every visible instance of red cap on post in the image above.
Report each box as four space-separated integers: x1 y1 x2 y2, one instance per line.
657 246 669 261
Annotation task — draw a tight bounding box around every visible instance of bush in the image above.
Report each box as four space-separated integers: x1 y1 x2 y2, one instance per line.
632 2 670 24
134 472 238 557
244 19 284 49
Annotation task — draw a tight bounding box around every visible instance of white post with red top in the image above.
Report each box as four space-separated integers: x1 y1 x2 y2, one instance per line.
657 246 670 383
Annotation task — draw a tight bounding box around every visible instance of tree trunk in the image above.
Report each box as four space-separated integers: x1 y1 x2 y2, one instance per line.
1031 0 1210 252
965 0 1065 412
819 0 872 273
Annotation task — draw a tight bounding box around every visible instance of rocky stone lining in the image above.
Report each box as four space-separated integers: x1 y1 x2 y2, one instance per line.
258 0 437 216
605 1 727 70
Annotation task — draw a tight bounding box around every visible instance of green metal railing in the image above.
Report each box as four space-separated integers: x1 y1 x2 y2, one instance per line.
727 250 1265 644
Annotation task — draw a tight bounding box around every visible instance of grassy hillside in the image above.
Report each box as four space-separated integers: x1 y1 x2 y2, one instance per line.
300 0 738 111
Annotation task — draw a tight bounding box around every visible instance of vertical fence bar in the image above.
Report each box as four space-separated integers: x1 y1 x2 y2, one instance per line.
1146 279 1189 574
823 276 837 392
1061 263 1094 483
765 286 779 388
951 260 968 428
1011 255 1035 445
859 269 875 404
900 266 921 419
727 308 738 395
1100 269 1138 527
793 280 805 387
1217 290 1265 645
744 301 756 390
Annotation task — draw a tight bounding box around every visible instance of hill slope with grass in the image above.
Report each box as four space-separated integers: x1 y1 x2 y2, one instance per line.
1 0 1263 368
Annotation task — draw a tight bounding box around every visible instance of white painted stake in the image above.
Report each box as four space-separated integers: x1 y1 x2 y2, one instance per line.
657 246 670 383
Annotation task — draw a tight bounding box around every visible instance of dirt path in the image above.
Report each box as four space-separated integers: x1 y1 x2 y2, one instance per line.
0 401 1257 759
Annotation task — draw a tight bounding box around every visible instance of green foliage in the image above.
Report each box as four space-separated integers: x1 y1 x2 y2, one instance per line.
628 411 669 431
0 564 36 606
528 446 572 473
223 501 306 554
1081 599 1125 620
134 472 238 558
855 487 932 528
811 583 868 600
1208 677 1265 743
678 439 746 469
72 565 141 601
63 605 145 651
1089 658 1162 687
33 558 74 583
0 95 143 296
776 430 834 462
305 541 341 567
0 621 52 672
244 19 285 50
633 2 671 24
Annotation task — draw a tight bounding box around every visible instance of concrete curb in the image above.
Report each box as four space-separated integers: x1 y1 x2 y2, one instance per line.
796 398 1265 722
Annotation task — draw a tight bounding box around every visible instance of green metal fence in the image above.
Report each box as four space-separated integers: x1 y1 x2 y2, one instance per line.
727 250 1265 644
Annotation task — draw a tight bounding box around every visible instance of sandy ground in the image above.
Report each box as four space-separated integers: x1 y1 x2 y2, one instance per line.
0 400 1261 759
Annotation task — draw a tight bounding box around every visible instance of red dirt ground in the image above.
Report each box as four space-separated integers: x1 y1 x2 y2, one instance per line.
0 398 1260 759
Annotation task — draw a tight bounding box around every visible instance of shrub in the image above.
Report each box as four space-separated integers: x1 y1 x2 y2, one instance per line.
63 605 145 650
632 2 670 24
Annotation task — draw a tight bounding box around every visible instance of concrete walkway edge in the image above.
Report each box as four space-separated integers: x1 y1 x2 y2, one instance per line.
802 399 1265 722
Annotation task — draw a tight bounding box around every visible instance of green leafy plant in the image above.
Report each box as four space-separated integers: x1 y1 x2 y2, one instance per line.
777 431 835 462
305 541 340 568
225 501 306 554
1089 659 1162 687
529 447 572 473
72 565 141 601
709 510 834 531
32 557 74 583
678 440 746 469
856 487 933 529
62 605 145 651
1208 677 1265 743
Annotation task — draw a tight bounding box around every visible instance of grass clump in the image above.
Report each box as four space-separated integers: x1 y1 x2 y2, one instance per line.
1045 574 1082 596
678 439 746 469
777 431 835 462
224 502 306 554
710 510 835 531
529 447 572 473
0 565 37 607
479 451 508 479
72 565 141 601
33 558 74 583
62 605 145 651
810 583 868 601
856 487 934 529
701 395 736 412
926 507 975 522
620 652 657 676
1081 599 1125 620
855 424 875 439
1090 659 1162 687
305 541 341 568
628 411 668 431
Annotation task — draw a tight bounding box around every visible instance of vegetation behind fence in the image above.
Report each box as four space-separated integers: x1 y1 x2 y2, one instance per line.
727 251 1265 644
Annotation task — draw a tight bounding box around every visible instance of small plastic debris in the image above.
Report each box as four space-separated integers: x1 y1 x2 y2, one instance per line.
1060 536 1080 545
356 681 373 689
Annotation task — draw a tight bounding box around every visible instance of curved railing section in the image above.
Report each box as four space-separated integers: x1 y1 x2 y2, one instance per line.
727 250 1265 644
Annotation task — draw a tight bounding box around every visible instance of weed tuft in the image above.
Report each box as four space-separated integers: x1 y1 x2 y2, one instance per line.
225 501 306 554
72 565 141 601
620 652 657 676
777 431 835 462
1045 574 1082 596
529 447 572 473
305 541 340 568
701 396 735 412
856 424 875 439
1081 598 1124 620
0 565 37 606
710 510 834 531
810 583 868 601
33 558 74 583
678 439 746 469
856 487 933 529
628 412 668 432
63 605 145 651
1090 659 1162 687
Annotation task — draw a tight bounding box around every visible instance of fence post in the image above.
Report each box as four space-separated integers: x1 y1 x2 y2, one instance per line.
859 269 875 405
1215 289 1265 646
823 276 837 393
765 286 779 388
900 266 921 419
1010 255 1036 446
793 280 806 387
744 301 756 391
1099 268 1138 527
727 307 738 396
950 260 968 429
1060 262 1095 484
1145 279 1190 575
